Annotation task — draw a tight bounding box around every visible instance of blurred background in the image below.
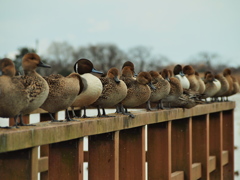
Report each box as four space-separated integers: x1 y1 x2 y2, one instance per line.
1 0 239 178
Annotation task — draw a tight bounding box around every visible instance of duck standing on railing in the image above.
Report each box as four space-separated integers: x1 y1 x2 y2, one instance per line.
202 73 221 102
222 68 233 101
146 70 170 110
71 59 103 118
161 69 183 108
213 74 229 101
120 67 156 118
0 53 51 128
40 73 83 122
92 67 127 117
183 65 200 92
173 64 190 89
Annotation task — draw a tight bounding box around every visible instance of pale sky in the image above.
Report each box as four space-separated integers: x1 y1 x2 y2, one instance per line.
1 0 240 66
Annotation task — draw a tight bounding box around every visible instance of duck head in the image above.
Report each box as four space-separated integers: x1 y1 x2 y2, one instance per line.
107 67 120 83
173 64 185 77
137 72 156 90
205 73 215 82
223 68 232 76
149 70 161 83
122 61 137 77
74 58 103 75
121 66 135 77
0 58 16 77
183 65 195 75
161 69 170 81
22 53 51 73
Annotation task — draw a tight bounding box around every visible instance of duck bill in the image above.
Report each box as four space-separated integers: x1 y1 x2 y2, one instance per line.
0 70 2 76
134 72 138 77
114 76 120 83
180 71 185 77
92 68 103 74
148 82 156 90
38 61 51 68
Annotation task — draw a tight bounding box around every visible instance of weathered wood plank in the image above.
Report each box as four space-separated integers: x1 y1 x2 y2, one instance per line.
209 156 216 173
171 171 184 180
171 118 192 180
38 156 48 172
192 114 210 179
148 121 171 180
0 146 38 180
119 126 145 180
222 110 234 179
191 163 201 180
88 131 119 180
48 138 83 180
0 102 235 153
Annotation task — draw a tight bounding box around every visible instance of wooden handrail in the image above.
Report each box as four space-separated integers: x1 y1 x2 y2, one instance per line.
0 101 235 180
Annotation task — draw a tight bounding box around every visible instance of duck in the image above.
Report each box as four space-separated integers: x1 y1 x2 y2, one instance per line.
71 58 103 118
0 58 27 128
195 71 205 94
173 64 190 89
183 65 200 91
0 54 51 127
202 73 220 101
121 61 138 77
92 67 127 117
231 76 240 96
169 92 204 109
146 70 170 110
120 68 155 117
212 74 229 101
161 69 183 108
40 73 83 122
222 68 233 101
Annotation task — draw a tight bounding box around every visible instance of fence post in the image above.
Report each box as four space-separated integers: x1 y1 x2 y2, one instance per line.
148 121 172 180
119 126 146 180
0 146 38 180
88 131 119 180
222 110 234 179
192 114 210 179
209 112 223 179
48 138 84 180
171 118 192 180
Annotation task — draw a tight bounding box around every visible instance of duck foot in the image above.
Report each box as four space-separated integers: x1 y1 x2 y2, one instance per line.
0 126 18 129
65 109 78 121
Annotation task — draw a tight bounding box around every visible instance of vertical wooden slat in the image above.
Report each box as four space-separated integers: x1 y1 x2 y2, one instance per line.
119 126 145 180
48 138 84 180
88 131 119 180
148 121 171 180
209 112 223 180
40 113 58 180
222 110 234 179
0 147 38 180
171 118 192 180
192 114 209 179
9 114 30 126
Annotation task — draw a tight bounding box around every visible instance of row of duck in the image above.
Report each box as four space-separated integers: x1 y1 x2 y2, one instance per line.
0 53 239 128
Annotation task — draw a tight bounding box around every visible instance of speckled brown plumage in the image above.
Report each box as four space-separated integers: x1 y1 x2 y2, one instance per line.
40 73 82 113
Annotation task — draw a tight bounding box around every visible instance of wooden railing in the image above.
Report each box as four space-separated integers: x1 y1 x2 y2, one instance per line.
0 101 235 180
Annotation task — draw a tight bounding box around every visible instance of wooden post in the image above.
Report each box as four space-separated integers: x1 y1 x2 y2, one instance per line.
192 114 210 179
48 138 84 180
209 112 223 180
119 126 146 180
0 146 38 180
171 118 192 180
88 131 119 180
222 110 234 180
148 121 171 180
39 113 58 180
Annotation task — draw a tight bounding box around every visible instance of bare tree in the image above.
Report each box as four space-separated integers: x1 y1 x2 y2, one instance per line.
73 43 128 73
